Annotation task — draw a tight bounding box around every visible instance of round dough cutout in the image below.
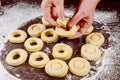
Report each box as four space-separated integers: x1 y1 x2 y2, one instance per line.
45 59 68 78
6 49 28 66
28 23 46 37
68 57 90 76
52 43 73 60
29 51 50 68
8 30 27 43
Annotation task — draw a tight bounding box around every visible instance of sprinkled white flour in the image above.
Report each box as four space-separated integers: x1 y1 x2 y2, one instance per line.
0 2 120 80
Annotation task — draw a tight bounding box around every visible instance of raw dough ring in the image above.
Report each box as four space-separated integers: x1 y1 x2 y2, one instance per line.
81 44 101 61
27 23 46 37
56 18 70 28
42 17 52 26
68 57 90 76
29 51 50 68
55 25 77 38
24 37 43 52
6 49 28 66
41 29 59 43
8 30 27 43
86 32 105 47
52 43 73 60
84 25 94 35
45 59 68 78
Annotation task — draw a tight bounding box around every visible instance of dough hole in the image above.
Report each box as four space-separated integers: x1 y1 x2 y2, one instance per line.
36 57 43 61
14 34 21 37
59 50 64 53
45 31 53 37
30 42 37 46
13 54 20 59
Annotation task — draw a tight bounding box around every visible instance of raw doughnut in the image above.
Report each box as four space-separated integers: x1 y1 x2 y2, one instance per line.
6 49 28 66
55 25 77 38
29 51 50 68
86 32 105 47
52 43 73 60
24 37 43 52
45 59 68 78
68 57 90 76
41 29 59 43
42 17 52 26
56 18 69 28
84 25 94 35
8 30 27 43
81 44 102 61
28 23 46 37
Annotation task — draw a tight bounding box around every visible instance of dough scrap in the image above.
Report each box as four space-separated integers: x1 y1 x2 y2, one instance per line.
56 18 70 28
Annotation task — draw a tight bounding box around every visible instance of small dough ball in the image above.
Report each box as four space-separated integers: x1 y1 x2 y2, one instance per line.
84 25 94 35
28 23 46 37
45 59 68 78
41 29 59 43
56 18 70 28
42 17 52 26
86 32 105 47
52 43 73 60
68 57 90 76
81 44 102 61
24 37 43 52
29 51 50 68
55 25 77 38
6 49 28 66
8 30 27 43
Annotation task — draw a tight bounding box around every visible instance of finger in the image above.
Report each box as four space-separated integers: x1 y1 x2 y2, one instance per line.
78 17 93 34
68 12 83 27
54 1 65 20
68 32 83 39
52 7 58 17
43 8 58 26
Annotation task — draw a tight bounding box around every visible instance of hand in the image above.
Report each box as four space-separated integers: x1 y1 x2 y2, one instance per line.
68 0 100 39
41 0 65 26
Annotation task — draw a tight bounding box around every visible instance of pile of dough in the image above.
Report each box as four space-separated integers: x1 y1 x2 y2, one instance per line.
8 30 27 43
27 23 46 37
56 18 69 28
55 25 77 38
52 43 73 60
6 49 28 66
68 57 90 76
42 17 52 26
84 25 94 35
29 51 50 68
81 44 102 61
41 29 59 43
45 59 68 78
86 32 105 47
24 37 43 52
